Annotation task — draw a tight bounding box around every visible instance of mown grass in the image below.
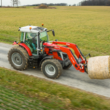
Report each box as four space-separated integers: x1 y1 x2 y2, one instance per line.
0 67 110 110
0 85 51 110
0 6 110 56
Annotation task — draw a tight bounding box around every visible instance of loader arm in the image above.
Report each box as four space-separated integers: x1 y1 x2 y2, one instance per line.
52 41 86 73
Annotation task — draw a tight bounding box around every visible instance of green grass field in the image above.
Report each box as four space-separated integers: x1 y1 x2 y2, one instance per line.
0 67 110 110
0 6 110 56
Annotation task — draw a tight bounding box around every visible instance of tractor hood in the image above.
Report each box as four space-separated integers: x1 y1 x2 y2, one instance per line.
43 42 60 49
43 42 56 47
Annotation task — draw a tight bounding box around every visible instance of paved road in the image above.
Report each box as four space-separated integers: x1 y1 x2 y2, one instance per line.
0 42 110 98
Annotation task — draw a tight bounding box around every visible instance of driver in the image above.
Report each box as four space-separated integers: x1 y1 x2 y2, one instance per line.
26 33 43 53
31 33 37 51
26 33 37 51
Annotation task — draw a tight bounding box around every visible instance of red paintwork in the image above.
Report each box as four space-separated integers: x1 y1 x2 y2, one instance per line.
13 42 32 56
12 41 17 45
43 42 62 60
49 52 62 60
43 42 86 73
19 43 32 56
12 41 86 72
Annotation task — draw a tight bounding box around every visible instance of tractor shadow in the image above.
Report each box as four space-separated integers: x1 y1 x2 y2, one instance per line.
62 66 110 88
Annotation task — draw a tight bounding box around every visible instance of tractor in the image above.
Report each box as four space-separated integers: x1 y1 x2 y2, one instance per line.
8 25 89 79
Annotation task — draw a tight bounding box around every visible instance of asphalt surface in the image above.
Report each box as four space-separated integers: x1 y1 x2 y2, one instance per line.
0 42 110 98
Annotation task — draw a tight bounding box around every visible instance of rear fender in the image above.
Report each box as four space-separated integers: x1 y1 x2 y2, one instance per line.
19 43 32 56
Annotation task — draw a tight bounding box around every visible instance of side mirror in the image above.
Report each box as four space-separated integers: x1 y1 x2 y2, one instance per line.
52 30 55 36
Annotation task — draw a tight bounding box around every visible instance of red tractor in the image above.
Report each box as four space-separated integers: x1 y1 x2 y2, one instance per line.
8 25 89 79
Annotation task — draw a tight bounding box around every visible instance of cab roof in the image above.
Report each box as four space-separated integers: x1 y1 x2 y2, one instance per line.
19 25 47 33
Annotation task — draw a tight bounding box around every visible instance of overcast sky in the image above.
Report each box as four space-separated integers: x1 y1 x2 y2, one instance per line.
1 0 83 6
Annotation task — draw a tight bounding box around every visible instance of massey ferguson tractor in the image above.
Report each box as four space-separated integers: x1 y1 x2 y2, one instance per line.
8 25 89 79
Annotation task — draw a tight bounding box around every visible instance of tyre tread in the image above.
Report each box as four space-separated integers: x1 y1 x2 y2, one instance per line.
41 59 62 79
8 46 29 70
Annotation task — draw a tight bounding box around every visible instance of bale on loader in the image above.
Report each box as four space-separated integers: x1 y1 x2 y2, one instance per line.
87 56 110 79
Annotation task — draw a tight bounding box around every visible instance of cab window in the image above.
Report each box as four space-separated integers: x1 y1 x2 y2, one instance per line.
20 32 24 42
40 31 48 42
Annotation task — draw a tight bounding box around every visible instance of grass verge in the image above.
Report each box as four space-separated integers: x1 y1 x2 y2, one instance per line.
0 67 110 110
0 85 51 110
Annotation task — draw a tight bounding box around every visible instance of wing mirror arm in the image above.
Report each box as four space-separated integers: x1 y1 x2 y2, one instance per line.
47 30 55 36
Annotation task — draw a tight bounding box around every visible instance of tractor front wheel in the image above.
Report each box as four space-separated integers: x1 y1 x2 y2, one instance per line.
41 59 62 79
8 46 29 70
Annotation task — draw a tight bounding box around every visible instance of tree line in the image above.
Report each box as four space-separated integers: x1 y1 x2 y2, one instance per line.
24 3 67 6
80 0 110 6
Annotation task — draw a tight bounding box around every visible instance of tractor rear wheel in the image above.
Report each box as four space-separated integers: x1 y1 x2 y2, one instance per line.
41 59 62 79
8 46 29 70
63 63 72 69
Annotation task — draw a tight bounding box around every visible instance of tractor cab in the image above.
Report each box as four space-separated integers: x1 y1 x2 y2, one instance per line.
19 25 49 55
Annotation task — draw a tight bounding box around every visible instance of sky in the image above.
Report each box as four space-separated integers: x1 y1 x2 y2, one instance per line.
1 0 83 6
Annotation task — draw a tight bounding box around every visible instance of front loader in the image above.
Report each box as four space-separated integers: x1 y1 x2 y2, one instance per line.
8 25 89 79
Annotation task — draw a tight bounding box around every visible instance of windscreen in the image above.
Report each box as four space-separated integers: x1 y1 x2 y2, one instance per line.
40 31 48 42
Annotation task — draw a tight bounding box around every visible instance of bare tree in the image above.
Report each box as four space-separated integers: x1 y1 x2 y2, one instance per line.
11 0 20 7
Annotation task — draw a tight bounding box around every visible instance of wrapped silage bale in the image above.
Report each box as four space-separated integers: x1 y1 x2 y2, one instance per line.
87 56 110 79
